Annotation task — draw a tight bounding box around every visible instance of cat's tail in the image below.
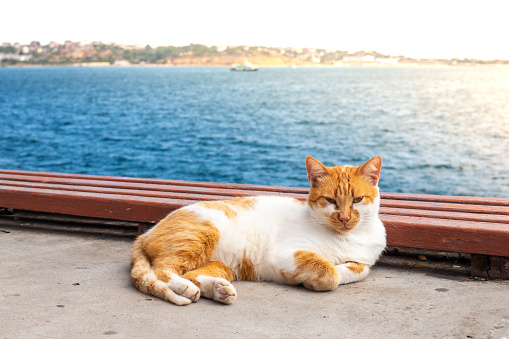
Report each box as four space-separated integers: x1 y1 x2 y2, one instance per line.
130 234 192 306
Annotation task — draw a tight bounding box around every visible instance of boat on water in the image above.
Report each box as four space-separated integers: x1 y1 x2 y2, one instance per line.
231 60 259 71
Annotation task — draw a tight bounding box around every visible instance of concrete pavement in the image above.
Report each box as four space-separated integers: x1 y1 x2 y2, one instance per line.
1 226 508 338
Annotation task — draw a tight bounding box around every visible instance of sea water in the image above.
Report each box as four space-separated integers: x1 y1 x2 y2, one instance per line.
1 66 508 197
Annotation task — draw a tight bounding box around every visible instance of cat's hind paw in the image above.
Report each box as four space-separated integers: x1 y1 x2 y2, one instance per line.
212 279 237 304
167 275 201 302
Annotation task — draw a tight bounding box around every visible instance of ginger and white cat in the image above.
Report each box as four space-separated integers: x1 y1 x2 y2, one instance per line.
131 156 386 305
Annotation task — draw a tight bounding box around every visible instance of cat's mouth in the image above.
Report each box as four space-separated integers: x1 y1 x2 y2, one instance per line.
328 217 357 233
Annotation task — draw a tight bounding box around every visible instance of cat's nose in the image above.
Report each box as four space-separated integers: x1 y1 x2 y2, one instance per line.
339 216 350 225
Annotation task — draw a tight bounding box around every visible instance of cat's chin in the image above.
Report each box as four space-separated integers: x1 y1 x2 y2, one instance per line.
332 226 356 233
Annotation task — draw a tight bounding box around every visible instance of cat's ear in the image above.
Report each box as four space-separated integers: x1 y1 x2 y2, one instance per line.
306 156 330 187
357 155 382 187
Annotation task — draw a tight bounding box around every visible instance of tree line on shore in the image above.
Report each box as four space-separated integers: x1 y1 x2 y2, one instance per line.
1 41 507 66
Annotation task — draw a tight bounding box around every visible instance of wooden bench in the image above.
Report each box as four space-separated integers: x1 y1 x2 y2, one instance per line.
1 168 508 279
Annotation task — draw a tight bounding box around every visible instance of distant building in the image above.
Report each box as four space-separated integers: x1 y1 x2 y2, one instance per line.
0 54 32 62
343 54 375 62
19 55 32 61
113 60 130 66
76 62 110 67
376 57 399 64
2 42 11 47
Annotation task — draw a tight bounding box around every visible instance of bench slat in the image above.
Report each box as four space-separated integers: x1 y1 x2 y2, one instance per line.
381 192 509 206
0 186 188 223
380 208 509 224
0 169 309 193
381 199 509 216
0 173 308 199
0 180 233 202
383 214 509 257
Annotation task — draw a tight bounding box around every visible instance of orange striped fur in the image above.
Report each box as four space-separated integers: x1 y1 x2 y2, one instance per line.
238 257 257 281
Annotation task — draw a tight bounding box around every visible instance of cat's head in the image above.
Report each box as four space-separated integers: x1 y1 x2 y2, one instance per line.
305 155 382 233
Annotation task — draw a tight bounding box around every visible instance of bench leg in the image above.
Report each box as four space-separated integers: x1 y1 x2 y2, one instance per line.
471 254 509 279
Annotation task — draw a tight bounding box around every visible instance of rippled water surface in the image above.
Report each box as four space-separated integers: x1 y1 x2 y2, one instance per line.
1 66 508 197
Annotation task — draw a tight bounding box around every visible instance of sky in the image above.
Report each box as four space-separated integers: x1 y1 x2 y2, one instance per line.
2 0 509 60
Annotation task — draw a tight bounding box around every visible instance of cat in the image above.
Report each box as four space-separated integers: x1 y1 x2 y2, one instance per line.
131 155 386 305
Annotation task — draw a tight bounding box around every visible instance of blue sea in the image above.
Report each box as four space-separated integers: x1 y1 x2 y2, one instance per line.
1 66 508 198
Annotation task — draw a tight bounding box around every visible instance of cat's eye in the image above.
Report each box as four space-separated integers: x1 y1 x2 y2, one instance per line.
325 197 336 204
353 196 364 204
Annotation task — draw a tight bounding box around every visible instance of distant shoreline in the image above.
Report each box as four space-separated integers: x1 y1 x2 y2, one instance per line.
3 63 509 69
2 41 507 68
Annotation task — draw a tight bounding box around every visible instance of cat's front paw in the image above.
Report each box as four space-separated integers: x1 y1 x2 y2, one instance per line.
212 279 237 304
167 275 201 302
